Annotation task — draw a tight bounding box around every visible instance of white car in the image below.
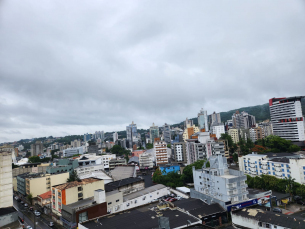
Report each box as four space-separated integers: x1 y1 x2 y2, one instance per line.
26 226 33 229
34 211 41 216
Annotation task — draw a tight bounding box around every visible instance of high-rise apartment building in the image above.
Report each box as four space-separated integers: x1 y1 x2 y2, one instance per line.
211 111 221 125
198 109 209 131
84 133 91 142
249 127 265 143
150 123 159 144
232 111 256 129
258 121 273 137
228 128 239 144
184 118 194 129
0 151 13 208
126 121 137 148
269 96 305 141
113 132 118 142
173 142 187 164
163 123 171 144
182 124 200 142
30 141 44 156
154 140 168 165
71 139 81 148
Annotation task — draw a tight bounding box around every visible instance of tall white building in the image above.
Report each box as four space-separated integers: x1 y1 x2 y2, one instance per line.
269 96 305 141
0 151 13 208
113 132 118 142
212 125 225 139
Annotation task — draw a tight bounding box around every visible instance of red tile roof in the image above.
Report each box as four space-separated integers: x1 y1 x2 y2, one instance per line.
38 191 52 200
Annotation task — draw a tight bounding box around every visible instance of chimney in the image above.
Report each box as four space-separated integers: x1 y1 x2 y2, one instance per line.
94 189 105 204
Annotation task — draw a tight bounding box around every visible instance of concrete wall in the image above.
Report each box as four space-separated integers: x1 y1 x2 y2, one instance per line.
0 152 13 208
190 189 227 209
106 191 123 212
0 210 19 228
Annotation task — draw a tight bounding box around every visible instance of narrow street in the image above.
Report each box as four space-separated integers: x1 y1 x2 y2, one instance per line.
13 199 55 229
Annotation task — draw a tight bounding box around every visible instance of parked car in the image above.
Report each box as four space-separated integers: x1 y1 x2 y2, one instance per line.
29 207 34 211
294 196 302 201
21 201 24 204
165 197 172 201
49 222 54 227
17 198 21 202
176 196 182 200
24 203 28 208
272 208 282 213
26 226 33 229
297 200 305 205
169 198 177 202
34 211 41 216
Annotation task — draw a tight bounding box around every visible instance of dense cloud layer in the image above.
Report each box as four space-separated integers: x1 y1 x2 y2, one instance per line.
1 0 305 142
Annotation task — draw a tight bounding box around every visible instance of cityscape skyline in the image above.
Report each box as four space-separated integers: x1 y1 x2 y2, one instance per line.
1 1 305 143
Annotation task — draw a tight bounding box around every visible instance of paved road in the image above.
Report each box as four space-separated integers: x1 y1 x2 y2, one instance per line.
290 209 305 219
14 199 52 229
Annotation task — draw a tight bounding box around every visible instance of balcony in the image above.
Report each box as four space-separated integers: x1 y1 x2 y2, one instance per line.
226 184 237 189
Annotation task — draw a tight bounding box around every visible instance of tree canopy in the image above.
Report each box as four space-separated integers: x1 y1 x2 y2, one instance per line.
146 143 153 149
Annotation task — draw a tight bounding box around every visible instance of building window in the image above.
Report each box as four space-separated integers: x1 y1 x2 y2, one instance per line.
116 199 119 202
265 223 270 228
108 202 112 205
79 211 88 223
78 187 82 191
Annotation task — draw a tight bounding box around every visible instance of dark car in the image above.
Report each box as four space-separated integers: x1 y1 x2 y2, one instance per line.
29 207 34 211
294 196 302 201
297 200 305 205
17 199 21 202
21 201 24 204
272 208 282 213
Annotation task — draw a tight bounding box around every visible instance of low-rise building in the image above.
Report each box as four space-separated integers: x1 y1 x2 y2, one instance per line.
139 152 154 169
159 164 181 175
46 159 79 174
109 158 127 170
239 152 305 183
51 178 104 224
110 165 136 181
105 177 145 196
232 208 305 229
61 189 107 228
37 191 52 214
63 147 84 157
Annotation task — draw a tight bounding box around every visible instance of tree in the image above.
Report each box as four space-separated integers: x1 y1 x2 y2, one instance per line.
220 133 233 148
181 160 209 183
67 170 79 182
12 163 19 169
27 193 33 204
146 143 153 149
167 144 171 148
233 153 238 163
288 144 301 152
28 156 41 163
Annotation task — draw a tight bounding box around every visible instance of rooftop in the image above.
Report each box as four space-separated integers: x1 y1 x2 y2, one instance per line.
123 184 166 201
81 202 200 229
53 178 102 190
128 156 139 164
65 197 94 209
269 157 290 163
105 177 144 192
110 166 135 181
38 191 52 200
233 208 305 229
0 206 17 217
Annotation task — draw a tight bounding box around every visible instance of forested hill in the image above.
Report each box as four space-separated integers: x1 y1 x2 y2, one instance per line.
171 99 305 128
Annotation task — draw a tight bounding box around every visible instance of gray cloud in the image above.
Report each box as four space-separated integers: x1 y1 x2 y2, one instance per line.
1 0 305 142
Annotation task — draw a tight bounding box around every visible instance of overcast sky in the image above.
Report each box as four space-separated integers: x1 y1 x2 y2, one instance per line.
1 0 305 143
